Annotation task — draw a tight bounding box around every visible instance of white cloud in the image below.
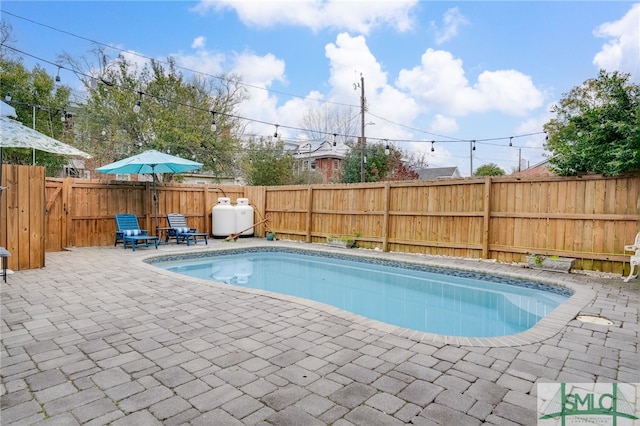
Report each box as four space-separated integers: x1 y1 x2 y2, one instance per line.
232 52 286 87
191 0 417 34
191 36 206 50
431 7 469 45
228 52 289 136
172 49 225 77
396 48 544 116
593 3 640 81
324 33 419 141
430 114 458 134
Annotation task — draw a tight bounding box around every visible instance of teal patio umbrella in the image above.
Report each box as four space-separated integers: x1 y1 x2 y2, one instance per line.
96 149 203 233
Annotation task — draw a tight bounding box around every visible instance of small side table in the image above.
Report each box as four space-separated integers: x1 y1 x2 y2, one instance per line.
0 247 11 283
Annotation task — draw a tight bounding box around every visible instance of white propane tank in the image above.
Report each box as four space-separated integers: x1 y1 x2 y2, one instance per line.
235 198 254 236
212 197 235 237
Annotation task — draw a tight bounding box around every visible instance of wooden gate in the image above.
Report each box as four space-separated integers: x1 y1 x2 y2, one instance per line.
45 179 65 252
0 164 46 270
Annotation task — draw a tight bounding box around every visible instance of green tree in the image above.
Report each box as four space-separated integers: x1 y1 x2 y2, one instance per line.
240 137 295 186
544 70 640 176
474 163 505 176
66 50 246 181
387 148 420 181
0 55 77 176
341 141 419 183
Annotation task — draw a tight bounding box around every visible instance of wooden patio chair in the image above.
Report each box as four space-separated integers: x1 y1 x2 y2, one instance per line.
114 213 158 251
624 231 640 282
166 213 208 246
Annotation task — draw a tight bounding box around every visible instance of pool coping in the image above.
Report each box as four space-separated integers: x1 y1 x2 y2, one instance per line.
138 239 597 348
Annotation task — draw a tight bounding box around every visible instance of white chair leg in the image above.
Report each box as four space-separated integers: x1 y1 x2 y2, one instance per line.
624 257 639 282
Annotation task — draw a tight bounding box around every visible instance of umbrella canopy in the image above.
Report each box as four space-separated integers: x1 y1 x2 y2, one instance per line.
1 100 17 118
0 116 91 158
96 150 203 234
1 113 92 257
95 149 203 175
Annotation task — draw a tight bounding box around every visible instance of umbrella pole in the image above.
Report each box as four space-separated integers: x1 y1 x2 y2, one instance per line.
152 166 159 236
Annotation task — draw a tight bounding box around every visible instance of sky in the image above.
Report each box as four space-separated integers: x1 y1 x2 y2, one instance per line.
2 1 639 176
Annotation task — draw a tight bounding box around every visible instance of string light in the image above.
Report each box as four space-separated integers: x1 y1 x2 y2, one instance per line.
509 136 513 147
384 140 390 156
5 92 11 102
55 66 61 83
210 111 217 132
332 133 337 147
60 110 66 122
133 92 143 113
1 45 549 152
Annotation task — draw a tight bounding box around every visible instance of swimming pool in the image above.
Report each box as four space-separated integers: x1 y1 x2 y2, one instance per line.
149 248 572 338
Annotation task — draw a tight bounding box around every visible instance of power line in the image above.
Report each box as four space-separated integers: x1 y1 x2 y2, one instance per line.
1 45 548 151
1 10 360 111
2 9 550 149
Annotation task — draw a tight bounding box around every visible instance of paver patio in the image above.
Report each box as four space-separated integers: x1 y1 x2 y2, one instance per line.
1 239 638 425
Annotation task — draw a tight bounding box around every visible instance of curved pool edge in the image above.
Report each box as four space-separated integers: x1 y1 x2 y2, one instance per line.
139 240 597 348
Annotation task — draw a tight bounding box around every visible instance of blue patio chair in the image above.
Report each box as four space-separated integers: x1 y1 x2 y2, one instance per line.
114 213 158 251
166 213 208 246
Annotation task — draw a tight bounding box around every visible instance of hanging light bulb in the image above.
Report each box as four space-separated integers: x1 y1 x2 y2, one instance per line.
5 92 11 102
101 128 107 136
55 67 61 83
60 110 66 122
133 92 143 113
472 140 476 151
332 133 337 147
431 141 435 152
509 137 513 147
210 111 217 132
384 140 390 156
273 124 279 138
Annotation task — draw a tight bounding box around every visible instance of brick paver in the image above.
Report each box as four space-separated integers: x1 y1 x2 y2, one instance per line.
1 240 639 424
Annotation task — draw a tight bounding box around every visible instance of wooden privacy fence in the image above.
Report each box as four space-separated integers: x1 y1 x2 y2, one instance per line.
260 176 640 273
2 164 639 274
44 178 244 250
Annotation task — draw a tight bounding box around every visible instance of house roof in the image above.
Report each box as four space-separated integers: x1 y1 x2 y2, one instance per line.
416 167 461 180
511 159 555 176
292 140 348 161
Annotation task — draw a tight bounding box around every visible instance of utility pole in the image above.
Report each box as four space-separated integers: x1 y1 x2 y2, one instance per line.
359 74 366 183
469 140 474 177
518 148 522 172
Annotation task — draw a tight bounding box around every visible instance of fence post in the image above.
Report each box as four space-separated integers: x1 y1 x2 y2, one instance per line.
382 181 391 252
482 177 492 259
202 185 209 235
62 177 71 248
306 186 313 243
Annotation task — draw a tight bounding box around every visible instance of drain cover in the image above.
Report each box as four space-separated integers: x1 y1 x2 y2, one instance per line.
576 315 613 325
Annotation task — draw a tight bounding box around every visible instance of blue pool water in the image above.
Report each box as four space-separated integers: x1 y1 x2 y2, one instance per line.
150 249 571 337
